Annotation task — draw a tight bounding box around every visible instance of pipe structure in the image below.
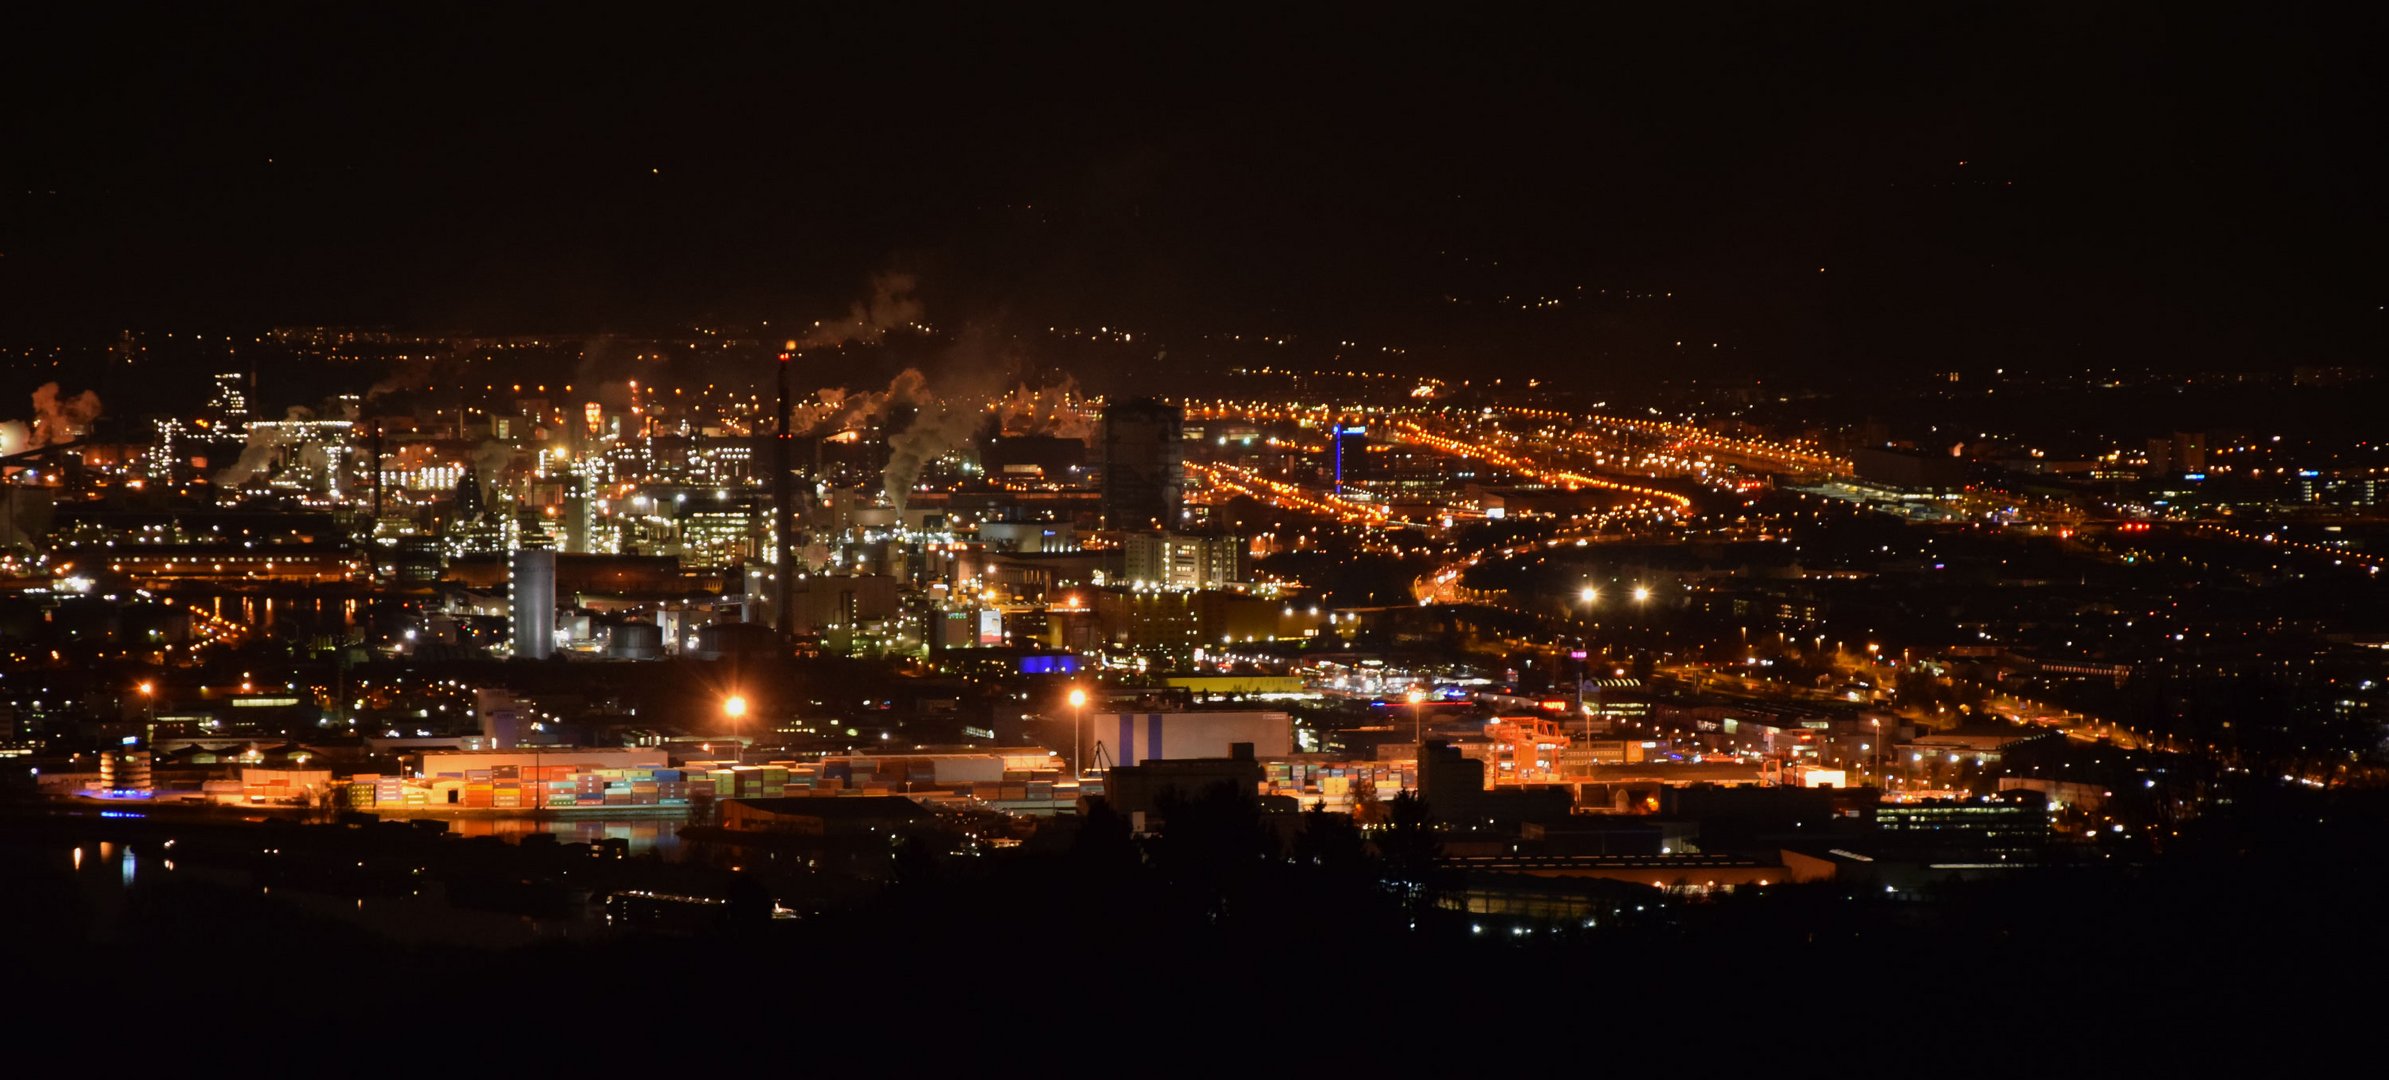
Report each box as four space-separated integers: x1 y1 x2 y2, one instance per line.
774 349 796 637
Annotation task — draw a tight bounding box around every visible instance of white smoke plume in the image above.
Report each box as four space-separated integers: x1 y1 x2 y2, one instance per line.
213 405 314 488
31 383 103 447
471 439 517 507
994 375 1091 439
772 272 930 438
366 357 437 400
786 387 850 436
883 397 983 515
791 273 924 351
1 382 104 455
875 356 1028 513
882 368 933 410
791 367 940 437
473 439 516 477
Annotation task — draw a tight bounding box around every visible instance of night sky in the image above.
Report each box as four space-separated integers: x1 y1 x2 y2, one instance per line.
3 4 2380 380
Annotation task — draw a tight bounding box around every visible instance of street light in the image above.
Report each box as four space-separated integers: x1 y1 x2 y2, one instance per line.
136 681 156 745
1068 687 1088 780
1407 686 1427 747
723 694 747 764
1871 717 1881 790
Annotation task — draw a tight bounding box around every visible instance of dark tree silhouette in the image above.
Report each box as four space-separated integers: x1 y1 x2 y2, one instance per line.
1348 774 1389 827
1147 782 1275 924
1378 791 1444 918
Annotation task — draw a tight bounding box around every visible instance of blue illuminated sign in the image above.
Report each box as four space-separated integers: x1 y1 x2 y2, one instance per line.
1020 654 1082 675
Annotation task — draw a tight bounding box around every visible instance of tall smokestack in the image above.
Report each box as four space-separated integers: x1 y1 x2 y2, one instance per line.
774 348 796 638
370 421 384 522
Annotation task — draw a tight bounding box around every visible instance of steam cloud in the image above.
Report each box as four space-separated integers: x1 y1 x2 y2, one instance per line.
791 273 924 351
770 279 1089 512
472 439 516 504
791 367 938 437
838 365 1092 512
882 394 982 516
877 368 1077 514
365 357 435 400
993 375 1091 439
212 406 314 488
783 366 966 513
0 382 104 456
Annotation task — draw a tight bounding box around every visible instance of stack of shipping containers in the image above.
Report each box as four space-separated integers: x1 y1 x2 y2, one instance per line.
340 763 693 810
1262 758 1416 811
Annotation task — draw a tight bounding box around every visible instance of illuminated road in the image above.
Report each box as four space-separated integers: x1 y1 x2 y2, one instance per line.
1496 405 1853 476
1183 399 1850 479
1385 420 1697 516
1186 460 1420 529
1412 529 1648 605
2194 524 2389 575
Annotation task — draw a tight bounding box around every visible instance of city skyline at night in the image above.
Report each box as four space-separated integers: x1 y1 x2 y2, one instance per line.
2 3 2383 1056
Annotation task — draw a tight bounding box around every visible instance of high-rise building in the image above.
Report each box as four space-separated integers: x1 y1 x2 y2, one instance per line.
2145 431 2207 478
1101 398 1183 530
1330 424 1368 493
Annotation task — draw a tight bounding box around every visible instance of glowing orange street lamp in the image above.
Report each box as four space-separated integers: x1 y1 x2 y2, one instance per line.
1407 686 1428 746
723 694 748 763
1067 687 1088 780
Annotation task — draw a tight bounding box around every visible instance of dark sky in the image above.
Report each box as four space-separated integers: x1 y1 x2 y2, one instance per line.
3 3 2380 380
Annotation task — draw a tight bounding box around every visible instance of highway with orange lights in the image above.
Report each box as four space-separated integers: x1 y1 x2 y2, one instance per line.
1383 419 1697 515
1186 460 1417 529
1495 404 1854 476
1178 399 1729 607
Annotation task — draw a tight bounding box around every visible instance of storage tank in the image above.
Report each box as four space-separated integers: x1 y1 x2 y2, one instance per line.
509 547 556 660
606 620 663 660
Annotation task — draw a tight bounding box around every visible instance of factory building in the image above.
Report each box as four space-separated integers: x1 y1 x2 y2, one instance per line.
1122 531 1247 590
1091 710 1292 767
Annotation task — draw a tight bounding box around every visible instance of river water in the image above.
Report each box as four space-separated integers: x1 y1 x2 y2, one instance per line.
439 812 690 857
